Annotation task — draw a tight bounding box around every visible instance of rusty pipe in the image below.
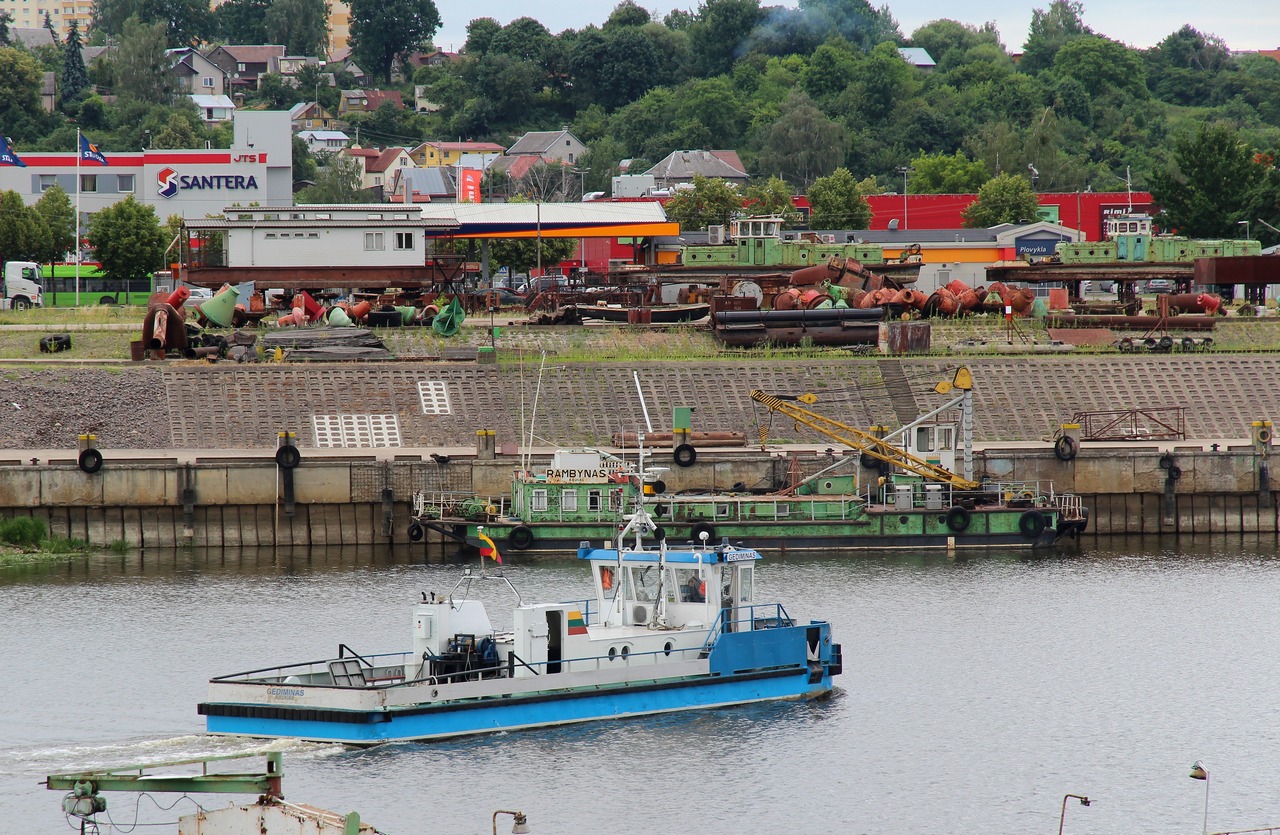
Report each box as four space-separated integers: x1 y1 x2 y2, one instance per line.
148 307 169 350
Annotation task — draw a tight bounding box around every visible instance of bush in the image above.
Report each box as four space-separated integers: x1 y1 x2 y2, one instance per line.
0 516 47 547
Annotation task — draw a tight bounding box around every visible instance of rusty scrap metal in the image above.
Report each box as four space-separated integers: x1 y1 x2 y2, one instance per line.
1069 407 1186 441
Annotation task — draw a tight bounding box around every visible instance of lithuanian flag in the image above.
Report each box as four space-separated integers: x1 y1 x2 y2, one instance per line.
477 531 502 564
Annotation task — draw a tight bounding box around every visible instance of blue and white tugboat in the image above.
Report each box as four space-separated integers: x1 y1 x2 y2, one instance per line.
199 496 843 744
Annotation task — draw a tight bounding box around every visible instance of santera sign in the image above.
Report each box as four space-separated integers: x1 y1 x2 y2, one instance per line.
157 166 259 199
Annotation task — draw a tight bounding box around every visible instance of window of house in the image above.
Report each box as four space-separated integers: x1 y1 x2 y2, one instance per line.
80 174 97 193
202 77 214 87
364 232 384 251
117 174 134 193
237 62 245 71
265 233 277 239
39 174 55 192
394 232 414 250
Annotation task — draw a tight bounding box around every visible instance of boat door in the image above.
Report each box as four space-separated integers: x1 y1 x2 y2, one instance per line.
546 610 563 674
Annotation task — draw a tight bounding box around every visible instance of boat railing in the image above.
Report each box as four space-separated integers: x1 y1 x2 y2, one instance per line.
650 493 865 524
701 603 795 653
212 649 419 686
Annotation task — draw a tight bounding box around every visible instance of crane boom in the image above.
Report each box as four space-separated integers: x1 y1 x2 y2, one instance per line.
749 389 982 490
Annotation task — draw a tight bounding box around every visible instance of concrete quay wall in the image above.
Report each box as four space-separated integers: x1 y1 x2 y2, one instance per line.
1 444 1275 547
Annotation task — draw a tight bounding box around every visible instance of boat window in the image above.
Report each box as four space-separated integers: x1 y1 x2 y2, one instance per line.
939 427 954 450
715 504 731 519
738 566 753 603
530 489 548 512
561 491 578 512
587 489 603 512
677 568 705 602
609 488 623 512
772 503 789 518
599 565 617 598
915 427 934 452
628 565 660 602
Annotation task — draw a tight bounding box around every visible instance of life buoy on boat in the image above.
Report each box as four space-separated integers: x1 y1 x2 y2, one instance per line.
509 525 535 550
945 506 971 532
1019 510 1047 540
601 566 614 590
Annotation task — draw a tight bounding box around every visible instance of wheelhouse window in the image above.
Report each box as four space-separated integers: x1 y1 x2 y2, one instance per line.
561 491 578 512
530 489 548 512
587 489 604 512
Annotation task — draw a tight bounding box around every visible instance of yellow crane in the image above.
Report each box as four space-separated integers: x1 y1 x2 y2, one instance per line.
749 368 981 491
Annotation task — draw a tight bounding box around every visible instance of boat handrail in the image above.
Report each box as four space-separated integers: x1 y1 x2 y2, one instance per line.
211 649 418 683
336 643 376 668
700 603 795 653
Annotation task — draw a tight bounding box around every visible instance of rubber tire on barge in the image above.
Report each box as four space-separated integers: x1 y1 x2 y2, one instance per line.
945 506 970 532
1018 510 1047 540
509 525 535 550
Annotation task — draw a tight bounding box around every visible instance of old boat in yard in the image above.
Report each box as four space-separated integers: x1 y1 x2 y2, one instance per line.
199 504 842 745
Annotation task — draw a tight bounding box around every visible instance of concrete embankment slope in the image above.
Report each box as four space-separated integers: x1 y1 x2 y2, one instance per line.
2 354 1279 451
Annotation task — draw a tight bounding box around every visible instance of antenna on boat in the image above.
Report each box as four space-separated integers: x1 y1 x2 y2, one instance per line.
633 371 654 433
524 352 548 472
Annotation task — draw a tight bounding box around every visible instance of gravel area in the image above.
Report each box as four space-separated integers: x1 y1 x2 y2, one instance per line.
0 367 171 449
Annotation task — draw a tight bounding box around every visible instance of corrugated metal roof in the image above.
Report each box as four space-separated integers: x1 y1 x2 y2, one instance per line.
184 217 458 229
433 202 668 225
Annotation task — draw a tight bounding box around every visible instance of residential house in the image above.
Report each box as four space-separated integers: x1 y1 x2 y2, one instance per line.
40 72 57 113
298 130 351 154
289 102 337 131
506 127 587 165
409 140 505 167
341 146 415 192
338 89 404 115
644 150 750 190
168 47 227 97
9 27 57 49
897 47 936 70
405 49 459 71
413 85 444 113
205 45 286 92
270 55 321 82
190 94 237 125
324 57 368 87
390 167 457 203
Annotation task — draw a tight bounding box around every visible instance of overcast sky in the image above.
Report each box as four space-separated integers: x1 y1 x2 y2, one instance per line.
430 1 1280 54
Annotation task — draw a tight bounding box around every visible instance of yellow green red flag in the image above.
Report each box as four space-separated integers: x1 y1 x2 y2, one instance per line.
478 531 502 564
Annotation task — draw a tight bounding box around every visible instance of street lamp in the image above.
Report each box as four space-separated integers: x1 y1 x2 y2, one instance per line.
1058 794 1091 835
1238 219 1250 240
896 166 911 230
492 810 531 834
573 167 590 274
1190 760 1209 835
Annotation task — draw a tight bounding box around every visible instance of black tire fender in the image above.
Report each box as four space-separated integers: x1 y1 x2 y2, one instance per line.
652 479 667 494
275 445 301 469
1054 435 1078 462
408 522 424 542
653 525 666 542
690 522 717 545
945 505 971 532
673 443 697 468
78 448 104 474
509 525 535 550
1019 510 1047 539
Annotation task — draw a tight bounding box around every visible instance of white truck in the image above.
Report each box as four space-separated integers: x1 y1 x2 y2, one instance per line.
1 261 43 310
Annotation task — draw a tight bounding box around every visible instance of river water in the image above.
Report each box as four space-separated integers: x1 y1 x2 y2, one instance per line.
4 537 1280 834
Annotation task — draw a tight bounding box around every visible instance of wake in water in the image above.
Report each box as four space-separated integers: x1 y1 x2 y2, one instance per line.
0 734 347 780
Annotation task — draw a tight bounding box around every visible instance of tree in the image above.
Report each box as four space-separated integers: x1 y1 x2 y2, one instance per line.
744 176 800 225
87 195 166 284
908 150 989 194
92 0 212 46
212 0 269 43
1019 0 1091 75
569 25 660 111
265 0 329 57
961 172 1039 227
605 0 650 28
0 10 12 46
114 16 176 104
757 92 849 189
687 0 762 78
32 185 76 264
1050 36 1146 99
349 0 440 83
488 236 576 277
1149 123 1269 238
292 135 317 186
910 18 1002 64
806 168 871 230
61 19 89 105
0 190 44 264
296 155 377 203
462 17 501 55
150 112 198 148
663 175 744 231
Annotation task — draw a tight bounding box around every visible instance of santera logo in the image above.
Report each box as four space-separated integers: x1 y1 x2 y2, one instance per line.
156 167 259 199
157 167 179 199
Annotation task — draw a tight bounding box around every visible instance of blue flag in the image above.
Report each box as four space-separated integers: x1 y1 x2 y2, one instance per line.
0 136 26 168
79 133 108 165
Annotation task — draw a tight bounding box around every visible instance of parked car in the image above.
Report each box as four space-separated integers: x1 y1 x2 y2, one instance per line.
1145 278 1177 294
485 288 528 307
517 275 584 295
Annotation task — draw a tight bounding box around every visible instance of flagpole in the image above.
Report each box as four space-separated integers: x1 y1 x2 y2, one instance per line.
75 127 81 307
